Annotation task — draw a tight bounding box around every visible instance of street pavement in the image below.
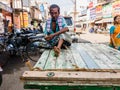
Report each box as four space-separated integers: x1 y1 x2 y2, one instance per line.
79 31 109 44
0 32 110 90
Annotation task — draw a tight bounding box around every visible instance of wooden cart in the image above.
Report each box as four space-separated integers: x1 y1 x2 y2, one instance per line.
21 43 120 90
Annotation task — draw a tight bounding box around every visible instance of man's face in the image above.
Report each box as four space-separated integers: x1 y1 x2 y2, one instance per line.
50 7 59 20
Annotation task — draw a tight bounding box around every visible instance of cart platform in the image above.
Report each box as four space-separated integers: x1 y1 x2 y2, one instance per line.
21 43 120 90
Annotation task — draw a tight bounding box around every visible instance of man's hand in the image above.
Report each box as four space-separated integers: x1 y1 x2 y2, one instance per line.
45 34 55 41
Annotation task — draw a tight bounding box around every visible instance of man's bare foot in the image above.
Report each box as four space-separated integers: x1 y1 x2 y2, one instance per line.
54 46 60 57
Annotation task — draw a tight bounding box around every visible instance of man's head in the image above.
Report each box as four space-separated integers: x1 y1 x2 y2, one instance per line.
49 4 60 20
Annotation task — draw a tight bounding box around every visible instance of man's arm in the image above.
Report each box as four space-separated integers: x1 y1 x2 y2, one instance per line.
45 27 68 40
52 27 68 36
45 17 69 40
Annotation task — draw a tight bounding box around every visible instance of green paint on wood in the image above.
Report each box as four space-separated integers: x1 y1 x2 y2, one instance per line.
34 50 51 69
24 85 120 90
44 50 57 69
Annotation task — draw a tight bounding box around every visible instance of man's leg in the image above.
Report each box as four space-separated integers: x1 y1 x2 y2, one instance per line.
54 39 64 56
57 39 64 49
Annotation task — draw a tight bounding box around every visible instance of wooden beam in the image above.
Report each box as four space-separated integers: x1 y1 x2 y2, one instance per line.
21 71 120 86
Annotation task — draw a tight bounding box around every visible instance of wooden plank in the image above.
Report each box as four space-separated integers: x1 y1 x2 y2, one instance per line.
24 82 120 90
55 49 75 69
34 43 120 70
70 45 88 69
54 50 65 69
81 43 112 68
43 50 57 69
90 44 120 69
99 44 120 66
80 43 109 69
24 81 120 86
96 44 120 69
34 50 51 69
82 43 114 69
73 43 99 69
21 71 120 86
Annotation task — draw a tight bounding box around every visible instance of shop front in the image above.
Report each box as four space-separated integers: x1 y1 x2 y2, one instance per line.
13 9 29 29
30 6 42 28
112 0 120 17
0 2 12 33
102 3 113 30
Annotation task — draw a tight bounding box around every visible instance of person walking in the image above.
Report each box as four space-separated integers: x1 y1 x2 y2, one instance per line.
109 15 120 50
44 4 71 56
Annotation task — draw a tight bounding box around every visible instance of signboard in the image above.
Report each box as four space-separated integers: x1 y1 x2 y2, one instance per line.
96 5 102 20
23 0 29 7
23 12 28 27
112 1 120 16
102 3 112 18
88 2 93 8
81 9 87 16
20 12 28 28
90 7 96 20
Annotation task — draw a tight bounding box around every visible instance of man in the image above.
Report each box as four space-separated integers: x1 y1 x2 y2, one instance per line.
44 4 71 56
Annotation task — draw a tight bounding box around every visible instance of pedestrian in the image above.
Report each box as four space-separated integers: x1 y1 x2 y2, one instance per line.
89 27 94 33
109 15 120 50
44 4 71 56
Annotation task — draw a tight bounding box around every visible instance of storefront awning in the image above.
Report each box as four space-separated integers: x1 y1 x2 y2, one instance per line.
95 20 103 24
89 20 95 23
102 18 113 23
95 18 113 24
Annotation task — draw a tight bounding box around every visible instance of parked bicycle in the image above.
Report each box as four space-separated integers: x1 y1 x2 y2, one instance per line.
26 34 49 62
0 30 46 62
0 29 37 59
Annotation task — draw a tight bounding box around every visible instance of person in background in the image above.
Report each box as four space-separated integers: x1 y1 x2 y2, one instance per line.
109 15 120 50
44 4 71 56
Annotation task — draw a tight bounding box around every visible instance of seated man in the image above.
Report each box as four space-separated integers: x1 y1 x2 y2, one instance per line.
44 4 71 56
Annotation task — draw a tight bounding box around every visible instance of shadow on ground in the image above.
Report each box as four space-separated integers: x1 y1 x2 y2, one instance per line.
72 38 91 43
2 55 25 74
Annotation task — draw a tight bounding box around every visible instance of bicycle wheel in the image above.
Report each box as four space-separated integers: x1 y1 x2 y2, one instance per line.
26 40 45 62
0 44 5 54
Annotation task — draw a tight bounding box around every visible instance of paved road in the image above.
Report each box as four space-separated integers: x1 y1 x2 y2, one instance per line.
0 55 37 90
0 32 110 90
79 32 109 44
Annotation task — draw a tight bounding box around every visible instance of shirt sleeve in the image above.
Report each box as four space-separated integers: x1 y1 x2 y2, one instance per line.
110 26 115 34
62 18 68 28
43 22 48 35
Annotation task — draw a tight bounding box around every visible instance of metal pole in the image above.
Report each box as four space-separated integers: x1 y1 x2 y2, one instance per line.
21 0 24 28
74 0 76 27
10 0 14 33
71 0 76 28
